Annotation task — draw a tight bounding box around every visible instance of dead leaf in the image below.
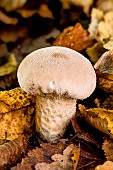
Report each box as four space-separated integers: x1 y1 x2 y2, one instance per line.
0 27 28 43
0 135 30 169
70 144 80 170
102 137 113 161
71 116 102 148
0 87 35 140
86 42 105 63
79 104 113 139
11 141 66 170
94 50 113 92
35 144 80 170
53 23 95 52
0 54 17 76
95 161 113 170
0 11 19 25
101 94 113 110
17 4 54 19
0 71 18 90
0 0 27 11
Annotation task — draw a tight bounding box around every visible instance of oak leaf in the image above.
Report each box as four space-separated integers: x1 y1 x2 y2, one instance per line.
53 23 95 52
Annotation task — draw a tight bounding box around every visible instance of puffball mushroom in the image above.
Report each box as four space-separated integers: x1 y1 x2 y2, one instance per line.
17 46 96 143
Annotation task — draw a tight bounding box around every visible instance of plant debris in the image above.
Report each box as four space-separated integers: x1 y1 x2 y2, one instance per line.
0 134 30 169
11 141 67 170
0 0 113 169
53 23 95 52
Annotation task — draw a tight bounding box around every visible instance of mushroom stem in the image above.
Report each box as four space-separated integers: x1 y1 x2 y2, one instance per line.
36 94 76 143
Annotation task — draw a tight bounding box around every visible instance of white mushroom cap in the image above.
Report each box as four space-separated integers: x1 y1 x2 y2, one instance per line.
17 46 96 100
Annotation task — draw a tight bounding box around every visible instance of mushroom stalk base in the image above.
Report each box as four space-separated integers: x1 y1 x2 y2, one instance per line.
36 95 76 143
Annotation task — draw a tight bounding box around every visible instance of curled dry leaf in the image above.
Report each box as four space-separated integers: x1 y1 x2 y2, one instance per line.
11 141 66 170
35 144 80 170
53 23 95 52
95 161 113 170
0 135 30 169
79 104 113 139
0 0 27 11
0 87 35 140
94 50 113 92
102 137 113 161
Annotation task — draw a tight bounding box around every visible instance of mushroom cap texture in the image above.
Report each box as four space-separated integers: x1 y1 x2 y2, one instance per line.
17 46 96 100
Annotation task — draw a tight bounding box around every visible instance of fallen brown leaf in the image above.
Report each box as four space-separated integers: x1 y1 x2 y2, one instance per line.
11 141 66 170
0 135 30 169
71 116 101 148
35 144 79 170
53 23 95 52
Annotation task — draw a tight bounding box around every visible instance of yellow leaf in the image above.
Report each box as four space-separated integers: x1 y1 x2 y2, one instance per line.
79 104 113 139
0 87 35 140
